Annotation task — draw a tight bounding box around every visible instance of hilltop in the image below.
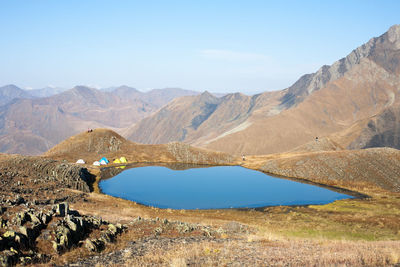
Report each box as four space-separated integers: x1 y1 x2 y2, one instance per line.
44 128 234 166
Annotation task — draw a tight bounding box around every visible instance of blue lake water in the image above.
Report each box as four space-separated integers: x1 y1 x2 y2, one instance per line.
99 165 353 209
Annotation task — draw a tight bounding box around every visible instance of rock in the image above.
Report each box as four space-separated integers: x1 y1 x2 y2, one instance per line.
0 207 6 215
99 233 113 243
88 217 102 228
19 223 42 247
66 216 78 232
0 218 6 228
132 216 142 223
14 234 29 250
66 215 85 243
84 239 96 252
54 225 72 252
15 211 28 226
59 234 68 248
27 212 41 224
52 241 61 253
93 239 105 251
38 230 52 241
107 224 117 235
14 195 25 205
3 231 16 239
54 202 69 217
0 249 19 267
84 238 105 252
19 226 32 239
203 228 212 237
179 224 195 233
19 256 32 265
41 213 51 225
154 227 163 235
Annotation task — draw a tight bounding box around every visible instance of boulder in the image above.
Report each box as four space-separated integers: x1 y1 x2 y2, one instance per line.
14 234 29 250
15 211 28 226
27 212 41 225
84 239 97 252
40 213 52 225
0 249 19 267
3 231 16 239
107 224 118 235
54 202 69 217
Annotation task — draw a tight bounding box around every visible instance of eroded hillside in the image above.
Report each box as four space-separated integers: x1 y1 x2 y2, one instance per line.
127 25 400 156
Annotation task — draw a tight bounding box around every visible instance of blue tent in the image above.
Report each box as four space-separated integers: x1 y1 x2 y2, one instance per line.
99 157 109 164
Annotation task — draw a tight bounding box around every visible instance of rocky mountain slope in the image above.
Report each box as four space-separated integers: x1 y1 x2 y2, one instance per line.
127 25 400 155
259 147 400 193
0 85 33 106
126 90 284 145
0 86 198 155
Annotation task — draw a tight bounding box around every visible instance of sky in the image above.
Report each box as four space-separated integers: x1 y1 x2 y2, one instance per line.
0 0 399 94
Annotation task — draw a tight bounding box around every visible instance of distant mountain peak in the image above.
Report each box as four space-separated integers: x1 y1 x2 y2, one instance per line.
73 85 92 90
0 84 33 106
387 24 400 45
70 85 99 95
2 84 21 90
198 91 218 102
280 24 400 109
224 92 248 100
114 85 139 92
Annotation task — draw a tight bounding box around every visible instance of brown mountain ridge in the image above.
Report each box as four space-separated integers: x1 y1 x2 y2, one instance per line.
0 86 199 155
127 24 400 155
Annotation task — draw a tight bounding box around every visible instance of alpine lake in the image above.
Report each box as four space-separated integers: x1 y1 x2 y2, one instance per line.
99 164 354 210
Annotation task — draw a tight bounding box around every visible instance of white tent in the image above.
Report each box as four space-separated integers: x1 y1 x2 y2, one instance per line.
76 159 85 164
100 160 108 165
93 161 101 166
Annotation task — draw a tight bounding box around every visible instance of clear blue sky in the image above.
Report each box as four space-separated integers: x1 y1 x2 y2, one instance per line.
0 0 399 94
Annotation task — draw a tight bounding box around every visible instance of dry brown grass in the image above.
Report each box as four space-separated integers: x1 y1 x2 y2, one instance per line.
119 238 400 266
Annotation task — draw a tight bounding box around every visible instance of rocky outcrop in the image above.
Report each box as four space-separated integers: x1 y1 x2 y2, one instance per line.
0 201 126 266
260 147 400 192
0 155 95 193
167 142 234 165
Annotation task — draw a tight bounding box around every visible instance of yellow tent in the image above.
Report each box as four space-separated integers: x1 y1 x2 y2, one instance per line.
119 157 127 163
113 158 121 164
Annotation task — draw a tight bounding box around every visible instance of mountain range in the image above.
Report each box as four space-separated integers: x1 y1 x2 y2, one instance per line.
127 24 400 155
0 85 199 154
1 24 400 156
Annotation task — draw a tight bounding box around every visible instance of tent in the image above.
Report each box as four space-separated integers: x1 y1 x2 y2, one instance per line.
119 157 127 163
93 161 101 166
76 159 85 164
113 158 121 164
100 160 108 165
99 157 109 164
